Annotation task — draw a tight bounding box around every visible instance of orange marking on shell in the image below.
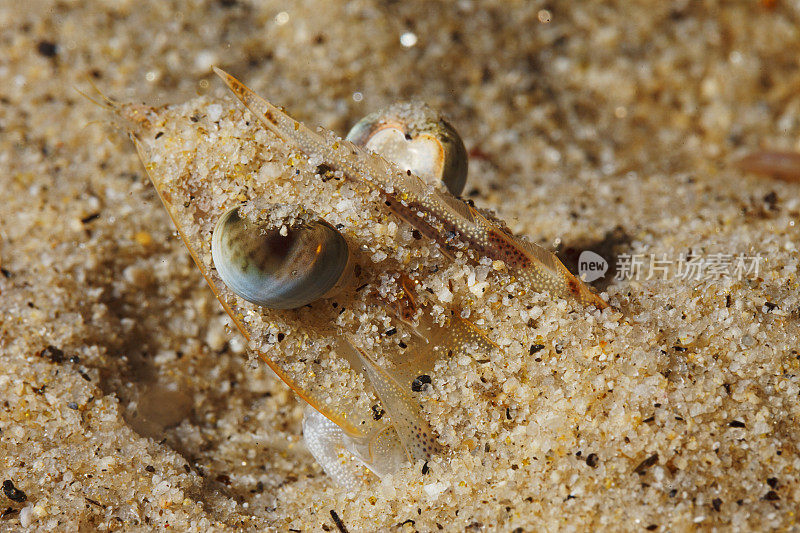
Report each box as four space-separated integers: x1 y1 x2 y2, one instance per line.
567 276 581 298
487 229 531 268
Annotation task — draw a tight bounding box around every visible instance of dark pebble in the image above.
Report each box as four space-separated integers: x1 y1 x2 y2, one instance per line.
763 490 780 501
41 345 65 363
411 374 432 392
2 480 26 503
145 465 155 473
36 40 57 57
330 509 350 532
712 498 722 512
585 453 599 468
529 344 545 355
729 420 746 428
67 402 78 410
633 453 659 475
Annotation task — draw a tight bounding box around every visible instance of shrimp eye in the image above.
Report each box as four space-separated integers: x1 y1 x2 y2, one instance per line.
211 206 351 309
346 102 468 196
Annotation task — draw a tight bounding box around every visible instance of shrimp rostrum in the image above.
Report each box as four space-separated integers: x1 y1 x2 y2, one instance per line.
111 69 608 488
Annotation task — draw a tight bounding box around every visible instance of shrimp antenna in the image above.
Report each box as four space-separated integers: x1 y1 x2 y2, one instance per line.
73 77 119 110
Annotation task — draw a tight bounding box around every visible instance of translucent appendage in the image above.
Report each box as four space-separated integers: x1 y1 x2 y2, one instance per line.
302 407 368 490
303 406 407 488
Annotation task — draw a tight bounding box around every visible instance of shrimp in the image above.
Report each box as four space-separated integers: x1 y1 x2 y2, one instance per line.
108 69 607 487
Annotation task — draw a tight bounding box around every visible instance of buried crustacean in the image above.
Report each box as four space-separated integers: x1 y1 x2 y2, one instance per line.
104 69 608 488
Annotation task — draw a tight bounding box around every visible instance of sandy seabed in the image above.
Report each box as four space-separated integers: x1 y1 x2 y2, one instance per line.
2 1 800 531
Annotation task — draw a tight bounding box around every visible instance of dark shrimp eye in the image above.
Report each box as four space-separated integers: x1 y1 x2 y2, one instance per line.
211 207 351 309
346 102 468 196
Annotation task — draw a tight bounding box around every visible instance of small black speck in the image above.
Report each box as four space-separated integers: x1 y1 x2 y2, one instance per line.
645 525 657 531
155 131 164 139
406 169 412 175
40 345 65 363
69 355 80 364
643 416 655 424
398 341 407 349
633 454 658 475
422 461 429 475
0 268 10 278
2 480 26 503
673 345 687 352
145 465 155 473
412 229 422 240
1 508 19 518
36 40 58 57
371 404 384 421
585 453 599 468
668 489 678 497
529 344 545 355
384 327 397 336
81 213 100 224
763 301 778 313
183 464 190 473
67 402 78 410
767 477 778 488
404 133 412 141
190 115 199 122
330 509 349 533
729 420 746 428
712 498 722 512
726 294 732 308
763 490 780 501
277 333 285 342
411 374 432 392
